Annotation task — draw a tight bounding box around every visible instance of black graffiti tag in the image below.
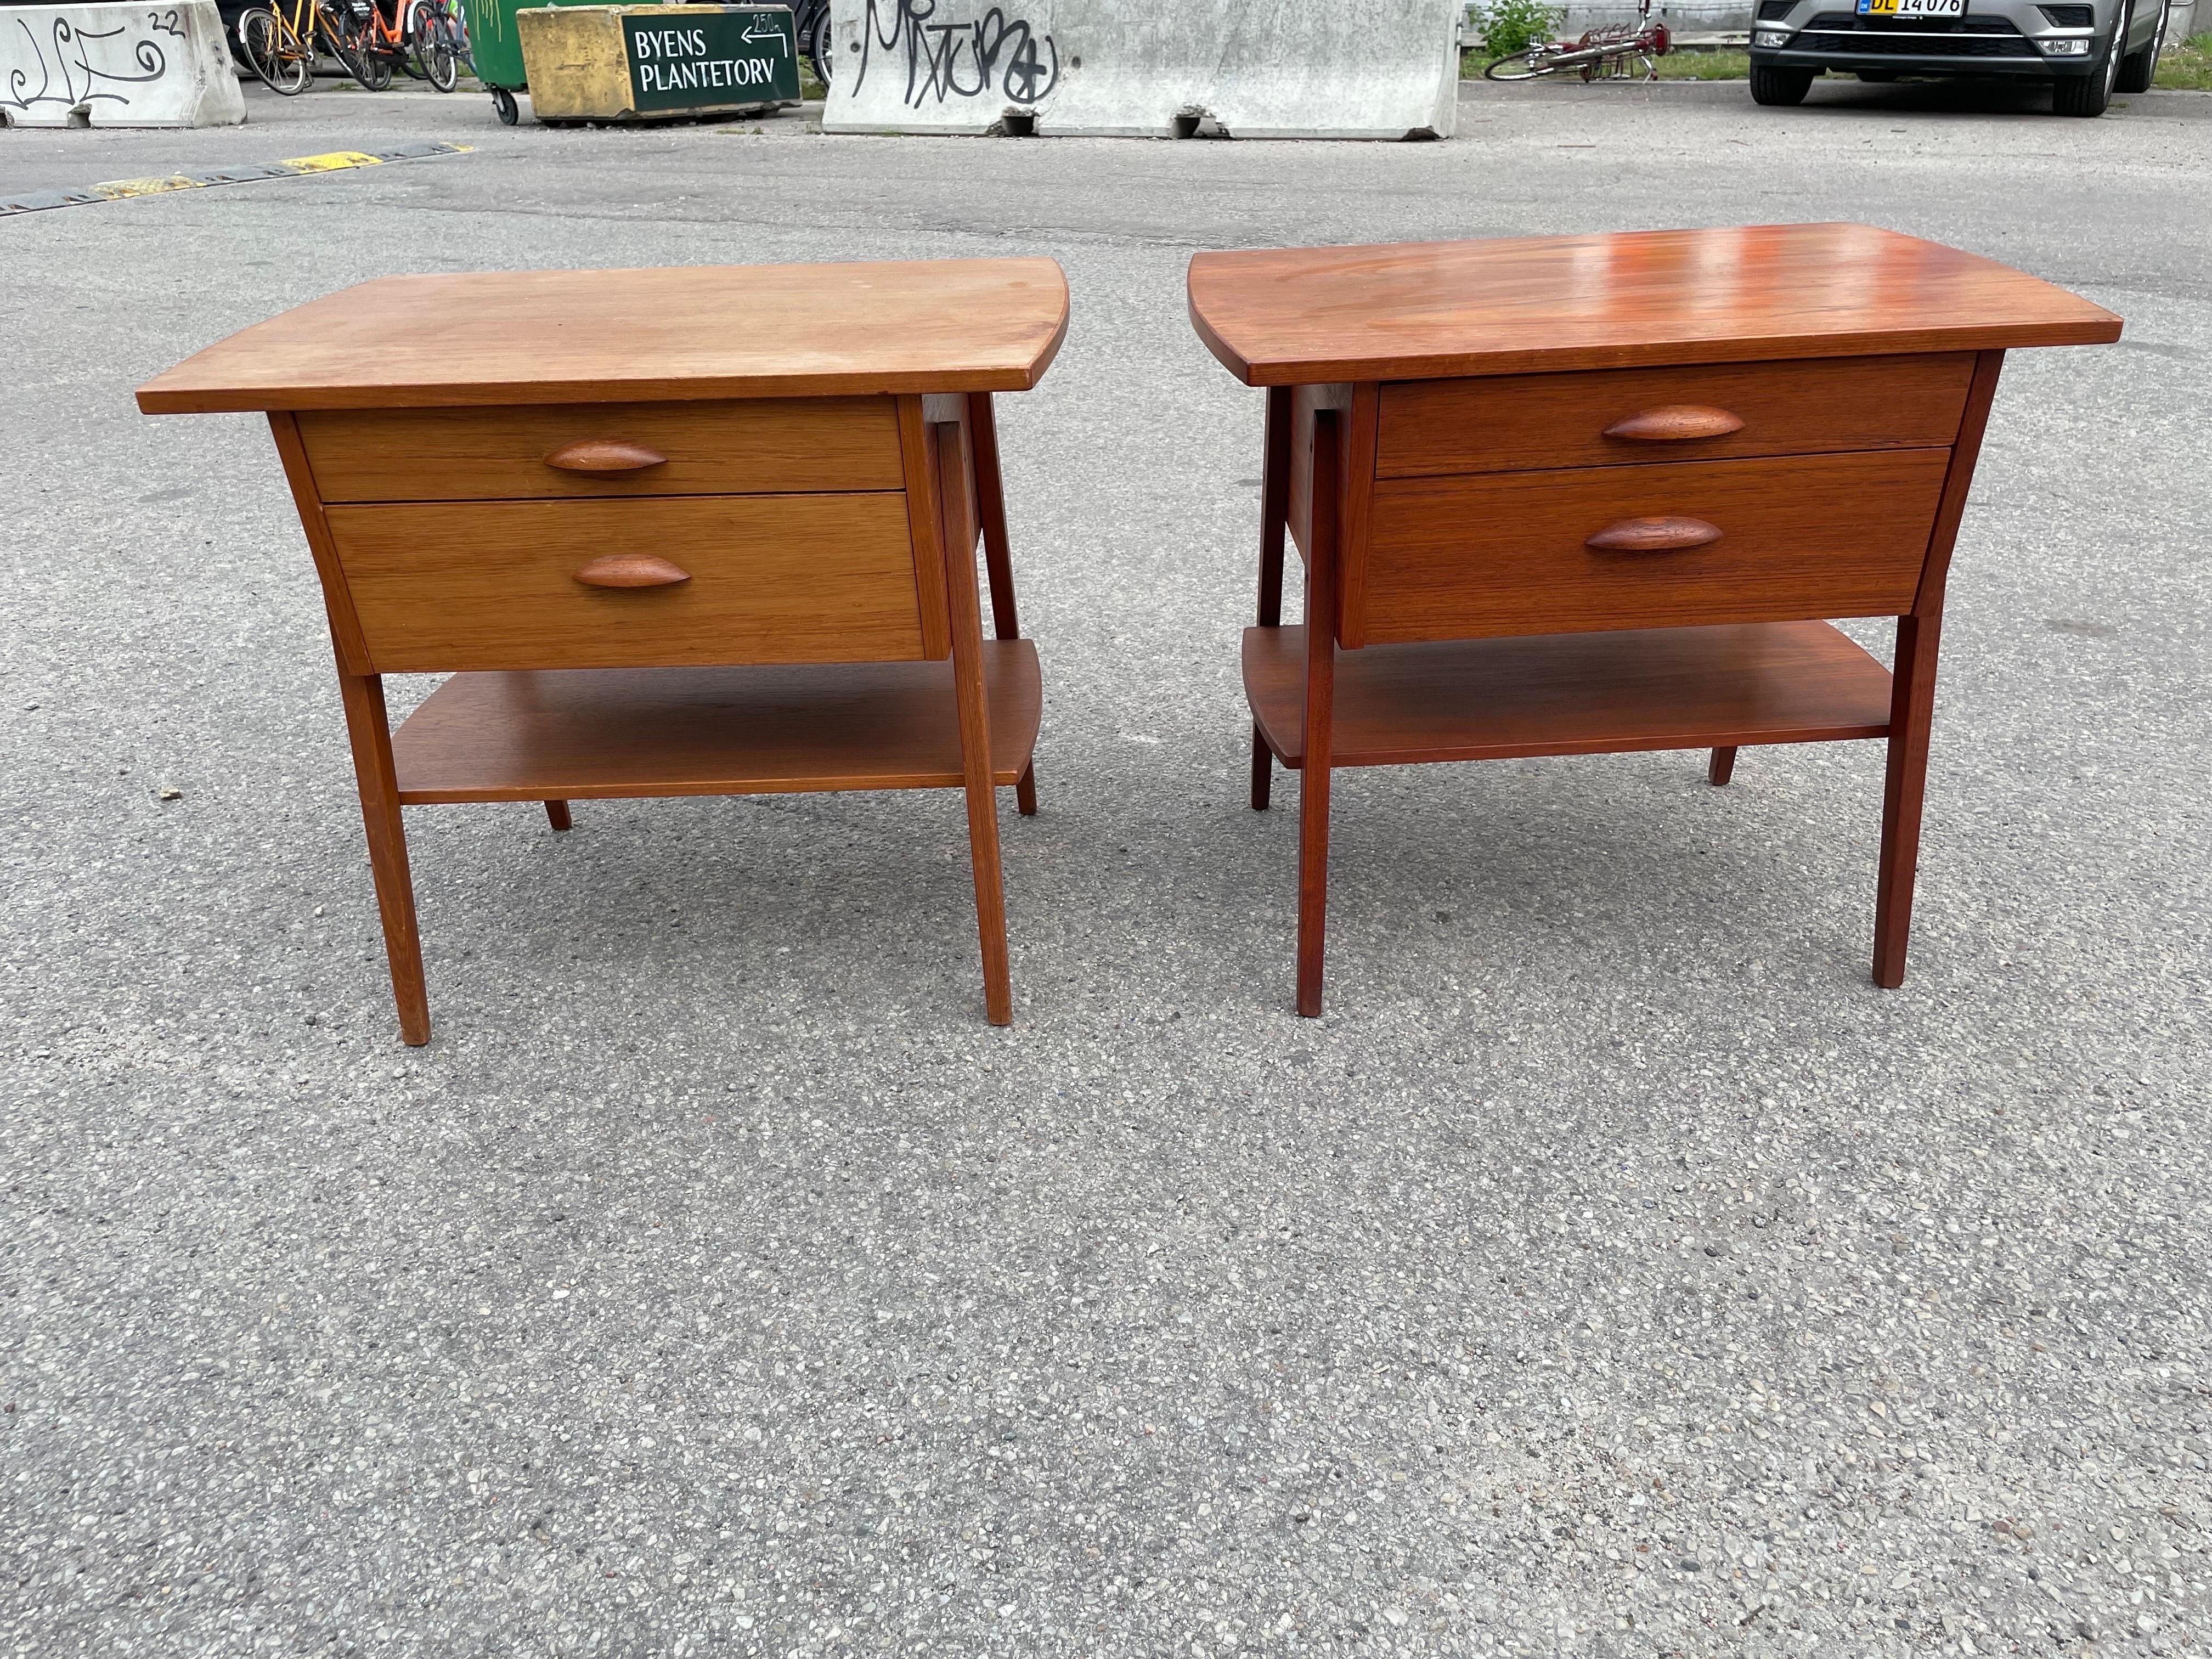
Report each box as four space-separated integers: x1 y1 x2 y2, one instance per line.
979 8 1056 104
855 0 1058 109
5 13 172 113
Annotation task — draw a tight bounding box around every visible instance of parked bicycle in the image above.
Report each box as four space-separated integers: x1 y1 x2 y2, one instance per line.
236 0 370 95
793 0 832 87
414 0 466 87
338 0 461 91
1483 0 1672 81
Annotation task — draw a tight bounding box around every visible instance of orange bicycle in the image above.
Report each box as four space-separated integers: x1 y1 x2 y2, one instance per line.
336 0 460 91
237 0 373 94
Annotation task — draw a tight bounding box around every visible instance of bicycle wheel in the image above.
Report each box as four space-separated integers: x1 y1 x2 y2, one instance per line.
319 3 382 88
413 7 459 91
1483 48 1560 80
238 6 276 81
803 4 832 86
242 7 313 94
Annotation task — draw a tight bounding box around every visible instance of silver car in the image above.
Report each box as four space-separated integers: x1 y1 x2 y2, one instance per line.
1746 0 2173 114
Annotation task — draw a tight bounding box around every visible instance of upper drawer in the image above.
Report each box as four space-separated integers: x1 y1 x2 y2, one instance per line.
1358 449 1950 645
324 494 928 673
1376 354 1974 479
298 398 906 503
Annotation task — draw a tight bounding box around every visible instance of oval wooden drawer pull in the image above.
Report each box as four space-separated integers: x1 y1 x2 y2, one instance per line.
574 554 691 589
1602 405 1746 443
543 438 668 473
1585 516 1723 553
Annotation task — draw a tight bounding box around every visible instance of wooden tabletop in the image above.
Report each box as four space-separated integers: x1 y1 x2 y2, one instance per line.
1187 224 2121 386
137 258 1071 414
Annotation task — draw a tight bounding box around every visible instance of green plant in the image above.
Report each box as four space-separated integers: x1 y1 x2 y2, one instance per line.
2154 32 2212 90
1475 0 1562 60
1655 47 1752 78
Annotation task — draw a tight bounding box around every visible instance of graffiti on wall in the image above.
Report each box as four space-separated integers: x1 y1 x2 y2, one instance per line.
4 8 184 116
854 0 1059 109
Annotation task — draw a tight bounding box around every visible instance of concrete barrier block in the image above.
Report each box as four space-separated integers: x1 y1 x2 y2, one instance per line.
822 0 1463 139
1 0 245 127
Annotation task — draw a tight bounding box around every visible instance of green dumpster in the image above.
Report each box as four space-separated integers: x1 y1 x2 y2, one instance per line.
459 0 608 124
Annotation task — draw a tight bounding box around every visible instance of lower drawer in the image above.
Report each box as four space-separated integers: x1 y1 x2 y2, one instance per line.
325 494 927 672
1356 449 1950 643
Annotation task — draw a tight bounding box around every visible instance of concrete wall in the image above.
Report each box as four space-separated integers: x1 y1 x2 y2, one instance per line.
1 0 245 127
822 0 1464 139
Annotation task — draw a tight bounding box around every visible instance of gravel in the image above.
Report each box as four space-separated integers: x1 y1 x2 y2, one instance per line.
3 76 2209 1658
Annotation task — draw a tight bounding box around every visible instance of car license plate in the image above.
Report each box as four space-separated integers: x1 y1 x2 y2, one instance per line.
1857 0 1966 13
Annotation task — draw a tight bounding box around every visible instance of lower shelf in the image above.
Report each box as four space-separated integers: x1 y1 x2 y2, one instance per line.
1245 621 1892 769
392 640 1041 803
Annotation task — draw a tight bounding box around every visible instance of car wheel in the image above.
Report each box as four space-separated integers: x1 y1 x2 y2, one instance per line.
2053 0 2126 114
1750 64 1815 104
2114 0 2164 92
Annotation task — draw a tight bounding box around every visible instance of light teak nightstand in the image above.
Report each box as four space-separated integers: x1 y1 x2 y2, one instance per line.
138 259 1069 1041
1188 225 2120 1015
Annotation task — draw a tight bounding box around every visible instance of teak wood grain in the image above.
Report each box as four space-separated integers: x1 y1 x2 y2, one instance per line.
136 258 1071 413
964 391 1040 817
1188 225 2120 386
1197 230 2113 1011
897 396 956 661
144 256 1059 1040
1376 353 1975 478
324 493 928 672
1284 385 1378 589
933 415 1014 1026
390 646 1043 802
1245 621 1893 769
1250 386 1294 812
1357 447 1951 645
1295 409 1343 1019
299 398 906 502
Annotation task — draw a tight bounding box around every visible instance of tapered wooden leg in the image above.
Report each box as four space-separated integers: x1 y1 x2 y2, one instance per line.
336 672 430 1046
1874 613 1942 989
958 750 1012 1025
1295 410 1341 1019
936 417 1013 1025
1296 749 1333 1019
1250 724 1274 811
1251 386 1293 813
544 799 572 832
966 392 1020 642
967 392 1038 826
1707 747 1737 787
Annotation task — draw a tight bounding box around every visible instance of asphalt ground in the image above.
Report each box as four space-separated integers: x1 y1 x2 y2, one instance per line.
3 72 2209 1659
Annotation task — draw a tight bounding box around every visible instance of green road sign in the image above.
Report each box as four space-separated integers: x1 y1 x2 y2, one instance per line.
625 7 800 111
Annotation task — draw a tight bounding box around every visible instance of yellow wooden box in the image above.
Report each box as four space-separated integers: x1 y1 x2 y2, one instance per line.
515 4 799 122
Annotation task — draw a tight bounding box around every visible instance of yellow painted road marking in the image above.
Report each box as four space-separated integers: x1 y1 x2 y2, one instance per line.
3 143 472 217
93 173 202 200
276 149 392 174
